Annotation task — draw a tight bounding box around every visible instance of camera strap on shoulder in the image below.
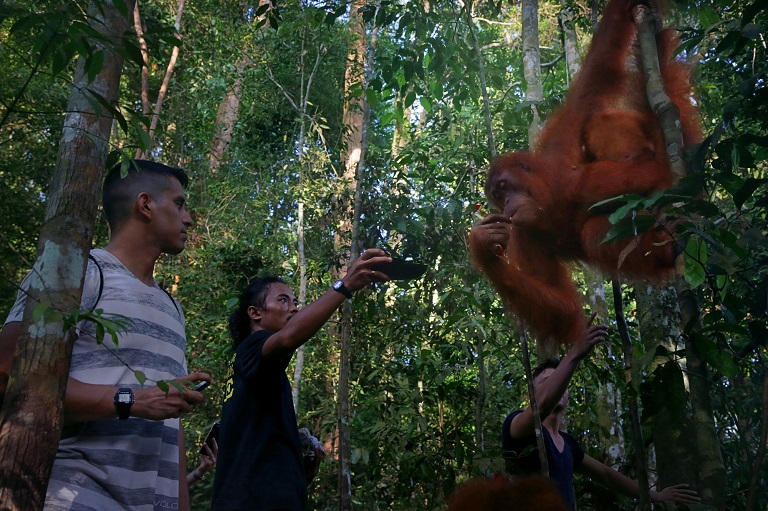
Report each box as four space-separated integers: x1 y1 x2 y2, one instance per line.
87 253 105 308
87 253 180 315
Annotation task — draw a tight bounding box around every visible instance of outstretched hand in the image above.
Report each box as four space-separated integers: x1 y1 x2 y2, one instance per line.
652 483 701 504
341 248 392 293
568 313 608 362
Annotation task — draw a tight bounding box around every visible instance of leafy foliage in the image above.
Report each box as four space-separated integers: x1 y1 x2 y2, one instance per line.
1 0 767 510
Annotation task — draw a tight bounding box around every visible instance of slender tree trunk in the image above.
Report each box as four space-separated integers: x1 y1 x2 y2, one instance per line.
147 0 186 140
134 2 150 118
612 280 652 511
337 0 367 507
292 203 307 414
746 360 768 511
134 0 186 159
287 28 325 414
559 1 580 83
461 0 495 158
0 1 134 509
584 268 626 465
207 0 276 172
685 335 727 509
522 0 543 148
474 325 486 452
209 55 248 173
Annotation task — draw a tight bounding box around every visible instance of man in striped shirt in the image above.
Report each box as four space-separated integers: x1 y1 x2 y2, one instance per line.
0 160 211 511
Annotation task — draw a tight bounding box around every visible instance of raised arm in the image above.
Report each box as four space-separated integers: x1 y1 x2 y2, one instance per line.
508 321 607 439
261 249 392 359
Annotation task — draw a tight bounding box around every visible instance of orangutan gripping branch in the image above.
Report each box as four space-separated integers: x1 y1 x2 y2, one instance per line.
468 0 702 345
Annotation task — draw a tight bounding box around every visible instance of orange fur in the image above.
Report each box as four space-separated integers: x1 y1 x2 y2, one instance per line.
447 476 569 511
469 0 702 344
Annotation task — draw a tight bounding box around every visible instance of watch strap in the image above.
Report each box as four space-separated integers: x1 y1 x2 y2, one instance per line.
114 387 134 420
333 280 353 299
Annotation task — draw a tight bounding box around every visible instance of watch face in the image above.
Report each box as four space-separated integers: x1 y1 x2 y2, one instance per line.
333 280 342 290
118 394 132 404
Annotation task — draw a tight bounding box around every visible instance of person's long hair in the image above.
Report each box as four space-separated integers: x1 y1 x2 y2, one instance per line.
228 276 285 349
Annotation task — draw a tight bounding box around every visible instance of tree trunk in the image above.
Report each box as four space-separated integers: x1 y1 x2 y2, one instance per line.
292 203 307 414
0 1 134 509
522 0 543 147
134 2 151 119
584 268 626 466
474 325 486 452
559 1 580 83
636 284 698 491
147 0 186 142
634 6 727 507
462 0 496 158
685 333 727 509
134 0 186 159
208 54 248 173
337 0 367 507
612 280 652 511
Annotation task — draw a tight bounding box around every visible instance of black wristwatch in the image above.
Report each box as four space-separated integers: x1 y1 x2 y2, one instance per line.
114 387 134 420
332 279 353 299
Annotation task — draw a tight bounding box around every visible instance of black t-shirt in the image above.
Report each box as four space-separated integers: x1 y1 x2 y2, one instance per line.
211 330 306 511
501 410 585 511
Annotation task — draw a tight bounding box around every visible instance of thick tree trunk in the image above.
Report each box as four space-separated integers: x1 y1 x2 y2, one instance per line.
636 284 699 491
635 6 727 508
0 1 134 509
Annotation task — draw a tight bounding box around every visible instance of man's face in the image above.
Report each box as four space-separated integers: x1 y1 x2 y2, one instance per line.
249 283 299 332
534 368 570 412
149 178 193 255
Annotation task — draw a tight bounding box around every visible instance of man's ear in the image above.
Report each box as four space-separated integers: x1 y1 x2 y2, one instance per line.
136 192 153 222
247 305 261 322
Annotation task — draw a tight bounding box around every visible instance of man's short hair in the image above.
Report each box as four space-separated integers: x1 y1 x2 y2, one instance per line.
531 358 561 380
102 160 189 231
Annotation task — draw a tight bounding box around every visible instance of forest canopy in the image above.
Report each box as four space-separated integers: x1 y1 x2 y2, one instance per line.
0 0 766 510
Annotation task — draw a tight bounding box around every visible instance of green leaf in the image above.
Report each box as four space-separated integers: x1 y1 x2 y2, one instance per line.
32 301 51 323
684 237 707 288
697 4 720 28
112 0 129 17
134 370 147 386
169 380 187 394
404 91 416 108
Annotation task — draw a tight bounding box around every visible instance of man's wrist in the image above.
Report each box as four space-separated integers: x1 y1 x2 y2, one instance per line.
114 387 134 419
332 279 353 299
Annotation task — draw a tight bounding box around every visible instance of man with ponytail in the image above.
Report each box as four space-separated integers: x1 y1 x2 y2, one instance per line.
211 249 392 511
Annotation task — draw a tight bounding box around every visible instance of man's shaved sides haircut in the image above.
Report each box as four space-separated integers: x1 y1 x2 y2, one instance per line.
102 160 189 231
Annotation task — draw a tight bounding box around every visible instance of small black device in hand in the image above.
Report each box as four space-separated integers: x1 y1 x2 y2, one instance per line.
370 257 427 281
200 422 220 455
191 380 210 392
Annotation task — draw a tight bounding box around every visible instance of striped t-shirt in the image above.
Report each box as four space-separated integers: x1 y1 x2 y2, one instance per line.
5 249 188 511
